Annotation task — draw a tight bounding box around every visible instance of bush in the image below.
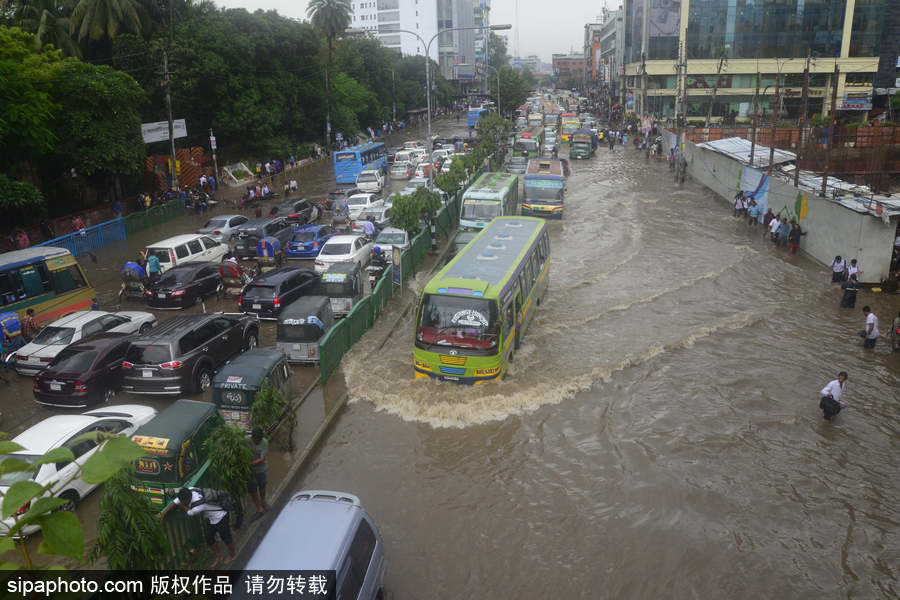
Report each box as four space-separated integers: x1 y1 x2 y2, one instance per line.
203 426 252 501
250 381 288 433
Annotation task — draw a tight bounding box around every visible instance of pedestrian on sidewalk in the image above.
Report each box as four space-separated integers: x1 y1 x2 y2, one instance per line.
160 488 237 567
861 306 879 349
747 198 759 226
776 218 790 247
819 371 847 421
247 428 269 520
840 274 860 308
831 255 847 282
788 221 805 254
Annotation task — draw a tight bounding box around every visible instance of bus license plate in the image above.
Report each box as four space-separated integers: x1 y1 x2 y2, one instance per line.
443 376 459 381
142 370 153 378
252 304 261 310
50 383 61 391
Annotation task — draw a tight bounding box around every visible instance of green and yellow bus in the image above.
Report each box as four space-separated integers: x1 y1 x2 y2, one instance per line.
414 216 550 384
0 247 95 325
459 172 520 232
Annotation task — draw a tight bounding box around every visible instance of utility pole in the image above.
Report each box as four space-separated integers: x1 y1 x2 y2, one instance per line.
209 128 218 191
162 49 178 190
767 71 780 175
640 51 647 126
821 64 840 197
391 69 397 122
675 41 686 184
794 49 811 187
705 56 726 128
749 71 760 167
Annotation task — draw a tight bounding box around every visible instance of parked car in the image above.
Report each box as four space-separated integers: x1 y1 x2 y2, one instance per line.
144 234 230 274
14 311 156 376
243 490 386 600
390 161 413 180
326 187 359 211
285 224 336 259
431 149 452 164
314 235 375 273
145 262 221 309
347 193 384 221
33 332 133 407
402 141 423 150
446 229 480 264
238 267 320 320
440 158 454 173
404 177 434 194
232 217 294 260
373 227 410 257
507 156 528 174
268 198 319 225
120 313 260 395
196 214 249 243
355 168 385 194
392 150 419 167
410 148 427 163
414 162 431 178
0 404 158 536
351 206 391 234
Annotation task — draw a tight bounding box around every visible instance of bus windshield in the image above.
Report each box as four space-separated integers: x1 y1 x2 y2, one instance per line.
462 201 500 220
525 180 564 201
417 294 499 350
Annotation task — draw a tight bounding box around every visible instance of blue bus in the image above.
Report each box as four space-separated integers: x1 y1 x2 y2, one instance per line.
522 158 566 219
467 107 488 128
333 142 388 184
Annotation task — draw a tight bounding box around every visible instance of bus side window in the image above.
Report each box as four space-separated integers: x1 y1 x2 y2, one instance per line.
519 271 529 296
503 302 514 335
0 273 15 305
51 266 87 294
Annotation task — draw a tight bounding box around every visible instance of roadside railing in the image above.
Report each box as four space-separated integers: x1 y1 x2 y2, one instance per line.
155 459 220 569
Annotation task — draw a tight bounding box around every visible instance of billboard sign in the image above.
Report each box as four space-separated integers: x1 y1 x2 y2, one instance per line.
141 120 187 144
837 92 872 111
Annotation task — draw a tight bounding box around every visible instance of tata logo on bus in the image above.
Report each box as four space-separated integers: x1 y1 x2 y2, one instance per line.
451 309 488 327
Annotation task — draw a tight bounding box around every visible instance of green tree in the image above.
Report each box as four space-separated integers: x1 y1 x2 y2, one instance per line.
390 187 441 235
203 426 252 501
488 30 508 70
307 0 351 153
91 467 167 570
13 0 80 57
70 0 144 45
490 65 530 115
249 381 287 433
0 175 46 225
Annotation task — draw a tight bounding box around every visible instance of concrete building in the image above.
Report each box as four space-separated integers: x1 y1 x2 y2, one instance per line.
598 8 625 102
552 53 585 89
622 0 885 121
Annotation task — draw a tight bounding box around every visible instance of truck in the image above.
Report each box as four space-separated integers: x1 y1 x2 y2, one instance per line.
569 130 597 160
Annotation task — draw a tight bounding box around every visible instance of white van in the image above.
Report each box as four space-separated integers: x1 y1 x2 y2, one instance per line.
392 150 418 166
356 168 385 193
144 234 229 273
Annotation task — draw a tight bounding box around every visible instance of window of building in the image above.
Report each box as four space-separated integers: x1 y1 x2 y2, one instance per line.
377 0 398 9
378 10 399 21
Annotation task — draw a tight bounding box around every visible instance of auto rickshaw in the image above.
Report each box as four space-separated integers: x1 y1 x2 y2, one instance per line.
212 348 292 430
218 259 251 299
276 296 335 363
0 312 25 379
316 261 363 317
256 236 284 275
119 261 149 301
131 399 223 507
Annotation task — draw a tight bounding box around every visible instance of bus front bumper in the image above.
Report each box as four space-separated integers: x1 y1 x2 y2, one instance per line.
413 365 502 385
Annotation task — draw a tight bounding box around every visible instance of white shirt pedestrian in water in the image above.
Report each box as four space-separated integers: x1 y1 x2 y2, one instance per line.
848 259 861 280
819 371 848 421
862 306 879 349
769 216 781 235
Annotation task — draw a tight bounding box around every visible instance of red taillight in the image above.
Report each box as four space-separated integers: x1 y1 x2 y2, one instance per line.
309 348 316 357
274 298 281 307
171 290 185 297
74 381 87 393
169 249 176 264
32 377 39 392
121 361 133 368
288 213 298 219
237 297 242 306
313 241 320 248
145 290 152 297
159 361 182 369
15 354 26 361
16 502 30 516
213 230 222 235
345 301 351 310
39 357 52 363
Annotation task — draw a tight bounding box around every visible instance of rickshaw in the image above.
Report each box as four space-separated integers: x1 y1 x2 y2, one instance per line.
218 259 251 299
276 296 335 363
0 312 25 380
212 348 292 430
119 261 149 301
256 236 284 275
316 261 363 317
131 399 223 507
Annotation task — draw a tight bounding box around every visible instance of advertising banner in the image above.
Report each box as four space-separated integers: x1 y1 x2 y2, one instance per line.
141 120 187 144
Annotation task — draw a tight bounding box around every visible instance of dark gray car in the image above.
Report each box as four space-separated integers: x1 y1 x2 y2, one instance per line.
232 217 294 259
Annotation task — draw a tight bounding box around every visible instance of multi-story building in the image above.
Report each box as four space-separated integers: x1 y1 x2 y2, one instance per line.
598 8 625 101
622 0 886 122
349 0 438 60
552 53 585 89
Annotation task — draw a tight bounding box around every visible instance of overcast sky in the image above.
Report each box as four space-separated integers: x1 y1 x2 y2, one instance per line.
214 0 612 64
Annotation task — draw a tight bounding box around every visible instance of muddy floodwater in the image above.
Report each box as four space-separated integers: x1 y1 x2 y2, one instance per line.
297 140 900 598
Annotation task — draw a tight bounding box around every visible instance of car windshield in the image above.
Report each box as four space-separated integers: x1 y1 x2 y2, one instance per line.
348 197 369 206
125 344 170 365
145 248 170 263
277 323 325 343
202 219 227 229
462 201 500 220
49 348 98 372
33 326 75 345
376 232 406 245
246 284 277 298
0 455 38 486
292 231 317 243
357 173 376 181
157 270 186 286
416 294 499 350
321 243 351 256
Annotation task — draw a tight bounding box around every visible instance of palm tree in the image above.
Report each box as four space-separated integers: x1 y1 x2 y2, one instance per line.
13 0 81 57
306 0 351 155
69 0 142 44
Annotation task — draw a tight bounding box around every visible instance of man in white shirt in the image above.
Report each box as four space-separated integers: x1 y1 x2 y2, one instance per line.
819 371 847 420
159 488 235 566
862 306 879 349
768 213 781 241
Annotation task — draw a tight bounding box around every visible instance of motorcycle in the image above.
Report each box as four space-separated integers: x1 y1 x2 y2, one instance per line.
119 261 149 301
366 248 389 289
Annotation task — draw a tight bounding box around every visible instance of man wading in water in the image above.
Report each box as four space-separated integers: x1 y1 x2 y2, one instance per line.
819 372 848 421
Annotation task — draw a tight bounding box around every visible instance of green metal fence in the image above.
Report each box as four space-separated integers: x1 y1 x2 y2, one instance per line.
318 184 465 383
123 200 183 236
156 460 219 569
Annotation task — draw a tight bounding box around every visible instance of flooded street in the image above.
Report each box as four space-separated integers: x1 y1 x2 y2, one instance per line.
298 143 900 597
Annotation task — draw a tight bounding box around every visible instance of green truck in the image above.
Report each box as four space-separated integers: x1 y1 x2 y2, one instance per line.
569 131 595 160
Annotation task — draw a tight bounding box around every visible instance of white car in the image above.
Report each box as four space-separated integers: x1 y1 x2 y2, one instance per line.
144 234 230 273
14 311 157 376
373 227 410 257
410 148 427 163
347 193 384 221
355 168 385 194
314 235 375 273
404 177 434 194
195 214 249 243
0 405 158 537
351 206 391 234
403 141 423 150
390 161 413 180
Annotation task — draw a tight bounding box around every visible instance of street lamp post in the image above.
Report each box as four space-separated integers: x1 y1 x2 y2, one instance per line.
396 24 511 188
483 64 502 116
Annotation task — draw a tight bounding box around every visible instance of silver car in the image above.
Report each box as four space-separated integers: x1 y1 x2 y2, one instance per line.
196 214 250 243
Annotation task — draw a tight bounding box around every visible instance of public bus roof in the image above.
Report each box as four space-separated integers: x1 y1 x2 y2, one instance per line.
462 172 518 200
0 246 71 271
428 217 545 296
525 159 564 177
335 141 384 155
